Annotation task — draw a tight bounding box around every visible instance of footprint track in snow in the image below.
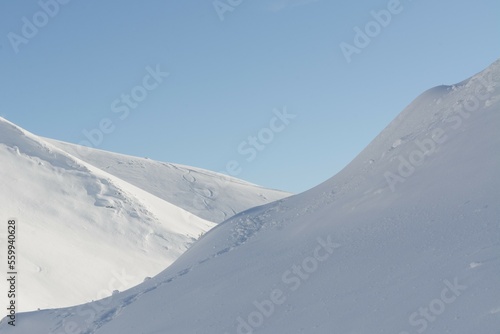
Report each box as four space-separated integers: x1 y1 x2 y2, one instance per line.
59 211 276 333
182 169 196 183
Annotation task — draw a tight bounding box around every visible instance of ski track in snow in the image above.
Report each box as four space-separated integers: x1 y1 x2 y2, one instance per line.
2 60 500 334
0 117 290 313
181 167 229 221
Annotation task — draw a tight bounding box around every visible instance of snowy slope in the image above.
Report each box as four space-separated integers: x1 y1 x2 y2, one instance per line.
45 139 290 223
2 59 500 333
0 120 289 312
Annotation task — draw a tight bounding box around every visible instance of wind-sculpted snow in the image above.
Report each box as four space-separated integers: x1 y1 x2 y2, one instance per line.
0 119 289 312
2 59 500 334
47 139 290 223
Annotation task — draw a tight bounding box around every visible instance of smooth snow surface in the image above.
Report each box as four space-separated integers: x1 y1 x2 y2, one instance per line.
1 59 500 333
0 121 289 312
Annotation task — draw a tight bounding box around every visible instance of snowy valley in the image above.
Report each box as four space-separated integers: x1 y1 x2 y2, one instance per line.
1 59 500 333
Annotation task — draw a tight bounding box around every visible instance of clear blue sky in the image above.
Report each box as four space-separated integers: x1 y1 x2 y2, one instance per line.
1 0 499 193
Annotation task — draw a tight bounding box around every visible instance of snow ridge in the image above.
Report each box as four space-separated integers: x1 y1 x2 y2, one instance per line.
1 59 499 333
0 118 289 312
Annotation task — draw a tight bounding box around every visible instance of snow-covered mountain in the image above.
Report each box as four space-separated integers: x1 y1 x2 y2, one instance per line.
44 139 287 224
2 58 500 333
0 120 289 312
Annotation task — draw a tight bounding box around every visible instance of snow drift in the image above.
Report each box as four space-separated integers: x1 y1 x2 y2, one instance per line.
2 59 500 333
0 120 289 312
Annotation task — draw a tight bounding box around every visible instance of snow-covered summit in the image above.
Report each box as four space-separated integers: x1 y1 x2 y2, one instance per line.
2 59 500 333
0 118 289 312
